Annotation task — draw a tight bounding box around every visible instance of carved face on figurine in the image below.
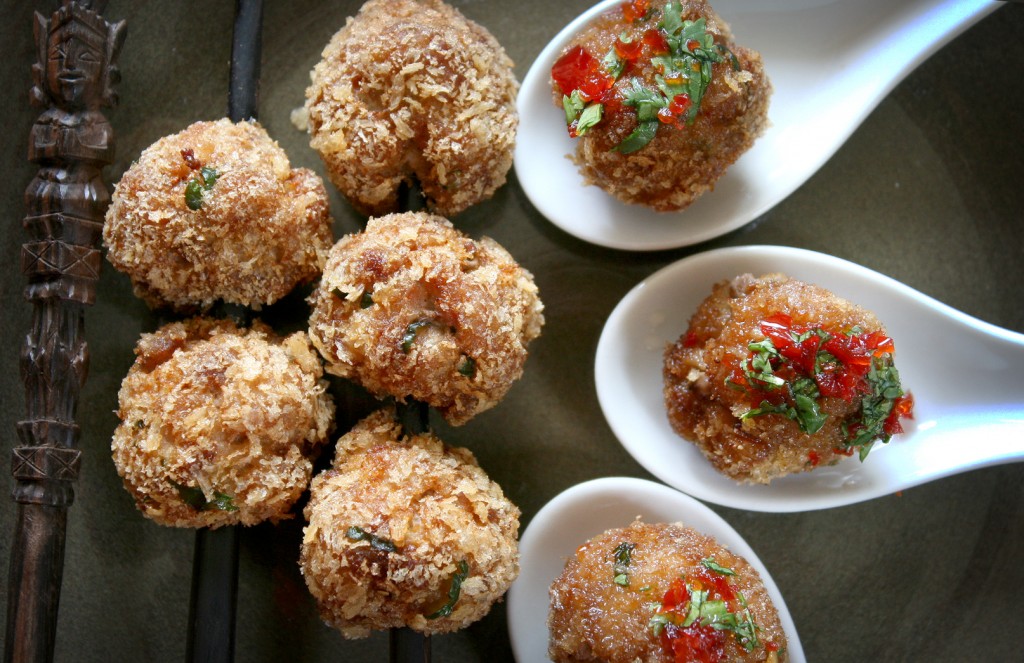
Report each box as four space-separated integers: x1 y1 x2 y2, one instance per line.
46 14 106 109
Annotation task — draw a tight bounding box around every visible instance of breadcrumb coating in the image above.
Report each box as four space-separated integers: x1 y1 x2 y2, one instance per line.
552 0 771 211
300 408 520 638
308 211 544 425
111 317 334 528
664 274 887 484
103 118 333 311
548 521 787 662
305 0 518 216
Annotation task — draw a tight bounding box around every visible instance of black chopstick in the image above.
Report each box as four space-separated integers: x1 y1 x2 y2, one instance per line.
185 3 263 663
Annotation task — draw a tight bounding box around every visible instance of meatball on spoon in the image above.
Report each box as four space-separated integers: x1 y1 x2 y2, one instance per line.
507 477 805 662
596 245 1024 512
515 0 1000 250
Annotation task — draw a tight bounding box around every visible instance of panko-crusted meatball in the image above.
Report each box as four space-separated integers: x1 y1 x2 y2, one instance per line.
308 211 544 425
111 317 334 528
300 408 520 638
304 0 518 216
103 118 333 311
551 0 770 211
664 274 913 484
549 521 787 662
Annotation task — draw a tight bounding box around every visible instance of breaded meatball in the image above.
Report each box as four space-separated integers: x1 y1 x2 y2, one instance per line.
300 408 520 638
551 0 770 211
307 211 544 425
103 118 333 311
111 317 334 528
304 0 519 217
549 520 787 662
664 274 913 484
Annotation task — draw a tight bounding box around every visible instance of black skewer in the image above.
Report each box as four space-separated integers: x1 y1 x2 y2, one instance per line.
391 400 433 663
185 3 262 663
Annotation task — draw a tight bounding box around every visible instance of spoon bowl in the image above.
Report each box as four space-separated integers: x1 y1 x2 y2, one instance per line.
595 245 1024 512
514 0 1001 250
506 477 805 662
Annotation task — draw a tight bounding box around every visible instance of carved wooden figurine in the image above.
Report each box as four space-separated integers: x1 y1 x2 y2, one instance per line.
5 2 124 662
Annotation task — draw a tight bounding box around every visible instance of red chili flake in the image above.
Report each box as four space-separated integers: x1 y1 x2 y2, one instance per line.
807 450 821 466
180 148 202 171
551 45 614 101
622 0 650 23
683 330 701 348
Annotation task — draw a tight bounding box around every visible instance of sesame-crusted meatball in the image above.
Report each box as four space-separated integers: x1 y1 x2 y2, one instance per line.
300 408 520 638
548 521 787 662
111 317 334 528
663 274 913 484
103 118 333 311
304 0 519 217
551 0 771 211
307 211 544 425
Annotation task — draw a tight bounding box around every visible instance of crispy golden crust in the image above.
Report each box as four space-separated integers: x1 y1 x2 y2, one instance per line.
103 119 333 311
548 521 787 662
300 408 520 638
305 0 518 216
111 317 334 528
307 211 544 425
663 274 884 484
553 0 771 211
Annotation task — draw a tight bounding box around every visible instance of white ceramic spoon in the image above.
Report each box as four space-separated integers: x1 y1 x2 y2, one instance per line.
594 245 1024 512
506 477 805 662
514 0 1002 250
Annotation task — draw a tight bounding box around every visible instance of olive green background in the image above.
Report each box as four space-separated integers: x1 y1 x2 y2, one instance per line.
2 1 1022 661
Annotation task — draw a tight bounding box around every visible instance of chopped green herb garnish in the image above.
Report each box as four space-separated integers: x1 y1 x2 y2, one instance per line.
184 166 219 211
701 557 737 576
401 319 435 353
345 526 397 553
360 292 374 308
426 560 470 619
168 479 238 512
331 288 348 301
612 542 635 586
457 356 477 378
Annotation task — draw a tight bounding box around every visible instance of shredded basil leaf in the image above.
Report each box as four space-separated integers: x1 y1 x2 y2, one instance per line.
457 356 477 378
168 479 238 512
401 320 434 353
613 119 659 153
345 526 397 553
427 560 470 619
612 542 635 586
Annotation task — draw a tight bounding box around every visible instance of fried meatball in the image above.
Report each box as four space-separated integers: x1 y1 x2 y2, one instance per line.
307 211 544 425
549 520 787 662
664 274 913 484
103 118 333 311
111 317 334 528
300 407 520 638
304 0 519 216
551 0 771 211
